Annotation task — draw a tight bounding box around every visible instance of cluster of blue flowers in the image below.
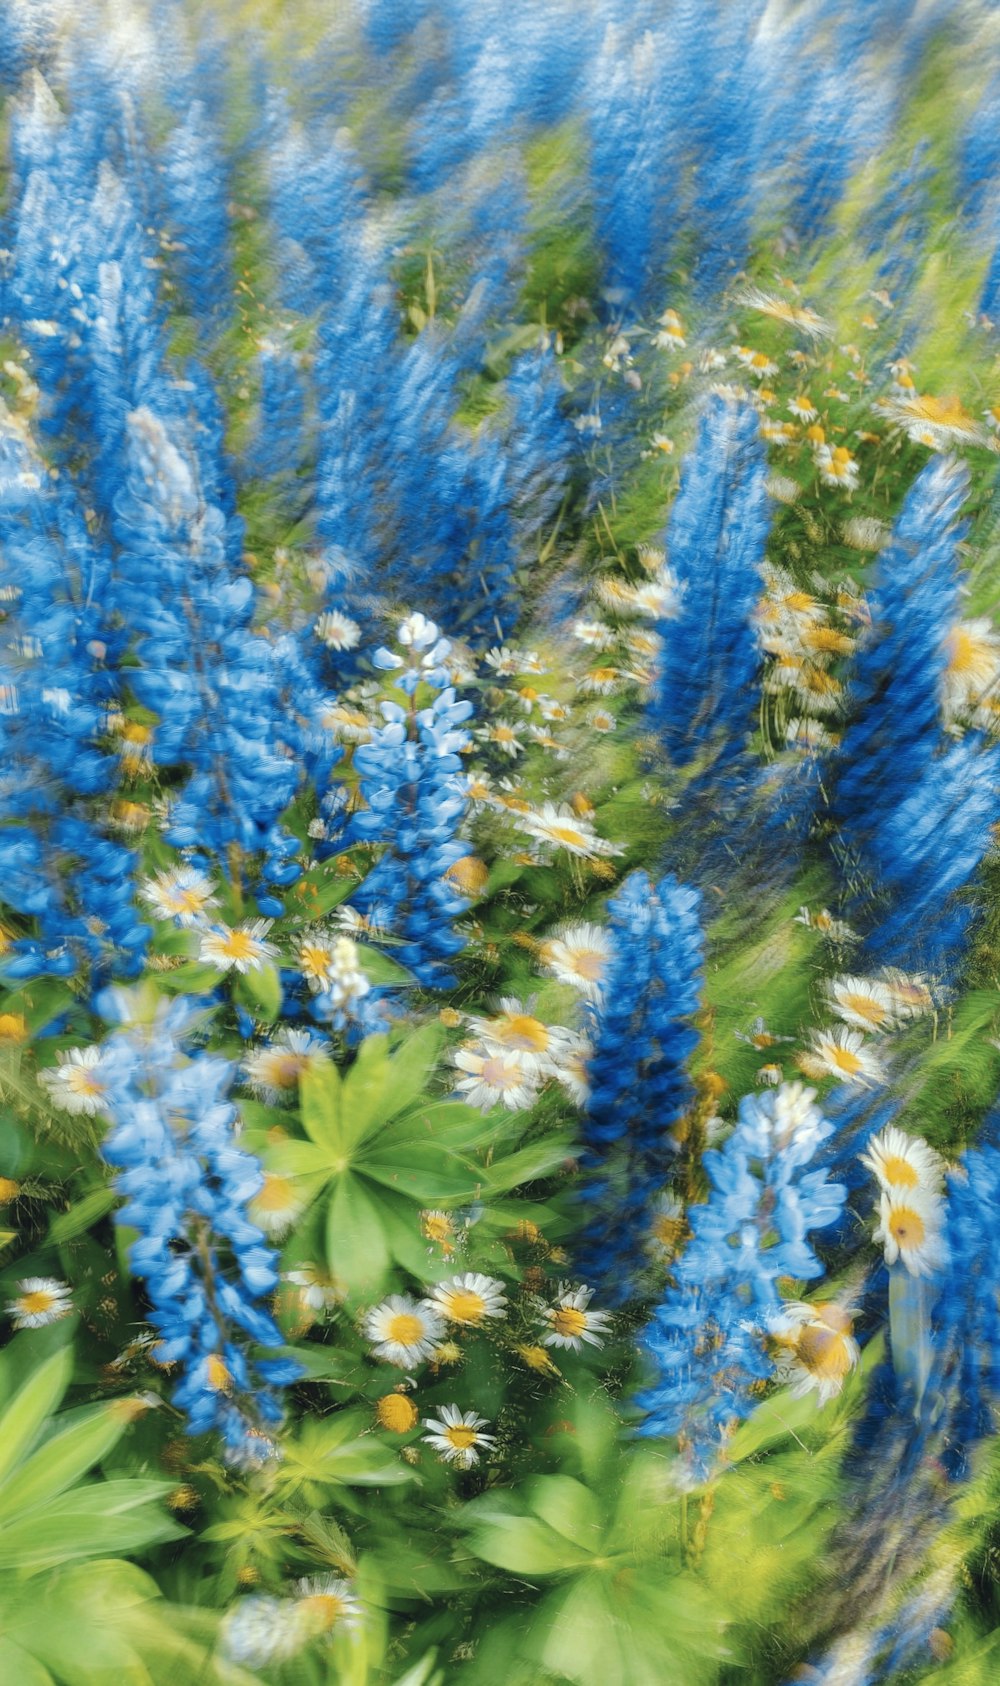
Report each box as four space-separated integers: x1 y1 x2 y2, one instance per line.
98 993 300 1462
637 1083 847 1479
349 616 473 990
833 459 1000 978
651 397 770 783
576 870 703 1300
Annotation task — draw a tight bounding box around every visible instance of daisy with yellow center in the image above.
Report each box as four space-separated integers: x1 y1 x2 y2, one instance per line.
294 1576 362 1637
39 1045 111 1116
321 703 371 744
199 920 277 974
825 975 896 1033
445 856 489 897
880 970 933 1020
243 1028 330 1103
248 1172 307 1240
795 906 859 943
548 1030 592 1107
797 1026 887 1087
294 932 341 992
873 1186 946 1277
941 618 1000 725
516 1343 561 1376
476 721 524 757
282 1266 340 1329
140 866 219 927
517 802 622 860
452 1045 539 1112
421 1403 496 1468
768 1301 860 1406
428 1273 508 1327
860 1125 944 1197
788 395 818 420
646 1193 687 1262
538 1283 612 1352
538 922 612 1002
7 1276 72 1329
815 443 859 490
886 392 985 449
421 1209 458 1254
735 287 831 337
364 1294 444 1368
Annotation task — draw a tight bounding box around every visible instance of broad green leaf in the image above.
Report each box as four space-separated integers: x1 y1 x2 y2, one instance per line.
464 1511 594 1576
0 1399 133 1522
0 1638 55 1685
355 946 415 986
524 1476 602 1549
480 1136 574 1194
0 1346 73 1489
0 1479 184 1570
299 1059 344 1152
390 1650 443 1686
381 1024 445 1122
341 1034 390 1149
326 1174 392 1300
48 1186 117 1245
235 960 282 1022
360 1147 484 1204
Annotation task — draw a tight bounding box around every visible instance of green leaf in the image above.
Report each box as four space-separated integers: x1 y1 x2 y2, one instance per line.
341 1035 391 1148
524 1476 602 1549
355 945 416 986
0 1399 133 1522
360 1146 484 1204
0 1346 73 1490
299 1059 344 1152
0 1479 184 1570
235 961 282 1022
0 1639 55 1685
464 1509 594 1576
381 1023 445 1121
326 1174 392 1300
48 1186 117 1245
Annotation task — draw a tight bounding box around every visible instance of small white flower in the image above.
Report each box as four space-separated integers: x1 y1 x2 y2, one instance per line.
873 1186 947 1277
243 1028 330 1103
364 1295 444 1368
452 1046 539 1112
860 1125 944 1197
139 867 219 927
517 802 621 860
798 1026 887 1088
199 920 277 974
538 923 612 1002
428 1273 508 1327
39 1046 112 1116
422 1403 496 1468
314 610 362 651
7 1277 73 1329
538 1282 611 1351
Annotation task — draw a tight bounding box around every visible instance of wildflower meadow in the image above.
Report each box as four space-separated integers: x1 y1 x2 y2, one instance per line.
5 0 1000 1680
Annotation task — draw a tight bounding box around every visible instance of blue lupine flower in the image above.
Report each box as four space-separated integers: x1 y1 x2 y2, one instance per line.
651 396 770 777
637 1082 847 1480
161 100 233 333
98 994 301 1462
349 616 472 990
576 870 703 1300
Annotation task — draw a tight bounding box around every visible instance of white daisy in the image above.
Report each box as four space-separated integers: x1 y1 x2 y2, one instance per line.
364 1294 444 1368
294 1575 363 1637
548 1029 592 1106
815 443 859 491
199 920 277 974
452 1046 539 1112
483 645 520 676
538 1282 612 1351
475 721 524 757
825 975 897 1033
428 1273 508 1327
284 1266 340 1317
221 1596 303 1668
314 610 362 651
517 802 621 860
941 618 1000 724
39 1045 112 1116
464 998 566 1072
873 1186 947 1277
248 1172 308 1239
422 1404 496 1469
768 1300 860 1406
798 1026 887 1087
7 1276 73 1329
537 922 613 1002
571 618 616 650
139 866 219 926
860 1125 944 1197
243 1028 330 1104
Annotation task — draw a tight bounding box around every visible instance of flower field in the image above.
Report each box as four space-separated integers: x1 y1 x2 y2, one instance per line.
5 0 1000 1680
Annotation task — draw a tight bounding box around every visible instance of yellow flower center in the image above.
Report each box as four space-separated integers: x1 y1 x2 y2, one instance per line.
796 1323 853 1380
806 424 826 444
174 885 209 914
888 1205 925 1247
299 942 332 980
262 1052 307 1087
422 1213 454 1244
300 1594 347 1632
64 1066 105 1096
828 1044 863 1075
0 1014 27 1042
18 1290 56 1316
494 1014 549 1052
206 1354 232 1391
880 1154 919 1189
376 1394 419 1433
386 1313 426 1347
0 1178 20 1202
441 1289 487 1325
548 824 590 848
839 992 888 1029
254 1173 296 1213
444 1424 478 1451
947 626 990 678
219 930 256 961
517 1343 559 1374
551 1306 588 1339
494 725 518 743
